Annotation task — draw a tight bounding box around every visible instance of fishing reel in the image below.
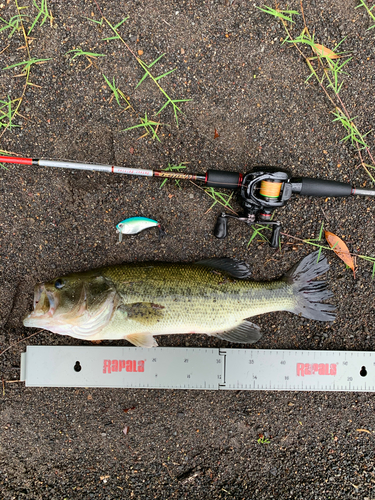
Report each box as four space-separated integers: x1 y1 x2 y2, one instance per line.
213 169 293 248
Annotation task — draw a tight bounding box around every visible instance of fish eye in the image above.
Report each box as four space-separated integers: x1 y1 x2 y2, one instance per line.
54 279 64 289
118 223 123 228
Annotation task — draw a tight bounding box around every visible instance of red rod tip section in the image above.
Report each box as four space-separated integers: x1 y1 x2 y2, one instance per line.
0 156 33 165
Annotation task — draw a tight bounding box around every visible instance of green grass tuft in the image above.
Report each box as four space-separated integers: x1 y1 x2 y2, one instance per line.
28 0 53 35
356 0 375 30
0 12 28 38
66 48 106 61
122 112 163 142
0 97 21 130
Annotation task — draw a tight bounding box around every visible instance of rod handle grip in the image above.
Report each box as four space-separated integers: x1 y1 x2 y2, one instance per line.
206 170 241 189
292 177 352 197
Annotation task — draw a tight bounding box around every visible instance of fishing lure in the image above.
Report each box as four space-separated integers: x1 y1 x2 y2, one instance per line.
116 217 165 242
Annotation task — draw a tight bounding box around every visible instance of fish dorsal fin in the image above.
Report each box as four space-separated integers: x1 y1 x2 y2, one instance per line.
126 333 158 348
214 320 262 344
196 258 251 279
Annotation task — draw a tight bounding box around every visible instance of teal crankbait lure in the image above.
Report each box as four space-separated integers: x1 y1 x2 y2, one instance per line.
116 217 165 242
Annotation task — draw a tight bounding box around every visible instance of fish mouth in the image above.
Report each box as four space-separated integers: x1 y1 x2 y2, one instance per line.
23 284 57 326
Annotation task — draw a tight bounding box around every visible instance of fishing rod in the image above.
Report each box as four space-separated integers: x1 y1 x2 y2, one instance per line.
2 155 375 248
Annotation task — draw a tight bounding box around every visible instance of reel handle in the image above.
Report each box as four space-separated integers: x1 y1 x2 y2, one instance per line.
214 212 281 249
214 214 228 239
270 223 281 249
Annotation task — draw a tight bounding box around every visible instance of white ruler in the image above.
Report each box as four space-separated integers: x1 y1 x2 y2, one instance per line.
20 346 374 391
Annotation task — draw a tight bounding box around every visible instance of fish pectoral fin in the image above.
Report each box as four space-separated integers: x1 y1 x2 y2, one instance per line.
214 320 262 344
126 333 158 348
195 258 251 279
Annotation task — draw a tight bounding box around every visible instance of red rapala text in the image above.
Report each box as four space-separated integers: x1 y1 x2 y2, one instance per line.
103 359 145 374
296 363 336 377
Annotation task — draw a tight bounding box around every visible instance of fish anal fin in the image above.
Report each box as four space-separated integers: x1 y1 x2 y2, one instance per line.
196 258 251 279
214 320 262 344
126 333 158 348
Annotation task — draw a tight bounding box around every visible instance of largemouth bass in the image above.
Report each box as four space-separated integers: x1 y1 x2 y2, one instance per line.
23 251 335 347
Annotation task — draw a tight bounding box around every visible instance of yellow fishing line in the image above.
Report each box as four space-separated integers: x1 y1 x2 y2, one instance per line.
259 180 282 198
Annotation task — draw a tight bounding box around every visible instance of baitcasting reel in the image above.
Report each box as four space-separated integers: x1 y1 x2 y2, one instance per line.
207 167 365 248
213 169 292 248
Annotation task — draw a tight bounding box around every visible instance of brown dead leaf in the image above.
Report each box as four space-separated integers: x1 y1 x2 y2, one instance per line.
325 231 355 277
214 128 220 139
123 406 136 413
312 44 340 59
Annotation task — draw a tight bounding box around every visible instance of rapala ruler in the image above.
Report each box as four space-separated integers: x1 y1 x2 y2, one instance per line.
20 346 374 391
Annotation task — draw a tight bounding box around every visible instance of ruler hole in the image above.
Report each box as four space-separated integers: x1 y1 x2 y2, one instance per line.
360 366 367 377
74 361 82 372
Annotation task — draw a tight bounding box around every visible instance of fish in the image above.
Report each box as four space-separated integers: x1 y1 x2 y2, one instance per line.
116 217 165 242
23 251 335 348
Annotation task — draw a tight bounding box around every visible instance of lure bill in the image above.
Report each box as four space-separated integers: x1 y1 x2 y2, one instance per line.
116 217 164 242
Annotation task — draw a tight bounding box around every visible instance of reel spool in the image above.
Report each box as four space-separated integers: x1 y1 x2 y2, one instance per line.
259 180 283 199
214 169 293 248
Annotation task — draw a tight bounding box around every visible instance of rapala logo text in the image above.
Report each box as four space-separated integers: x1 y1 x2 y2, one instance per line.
103 359 145 374
297 363 337 377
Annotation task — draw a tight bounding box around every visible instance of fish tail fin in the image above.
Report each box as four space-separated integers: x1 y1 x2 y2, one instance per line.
285 251 336 322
